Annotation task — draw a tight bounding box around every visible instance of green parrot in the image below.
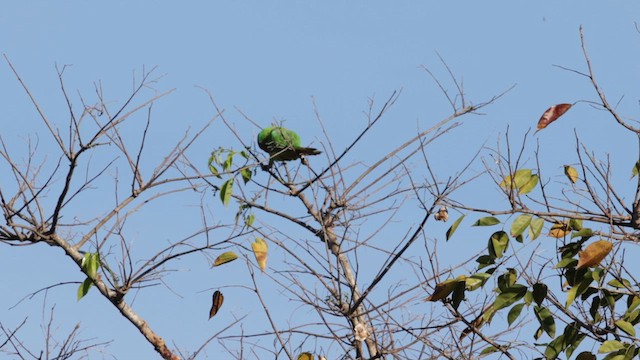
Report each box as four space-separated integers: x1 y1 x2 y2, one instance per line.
257 126 321 162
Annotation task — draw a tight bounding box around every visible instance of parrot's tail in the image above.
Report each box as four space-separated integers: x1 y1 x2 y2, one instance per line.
298 147 321 156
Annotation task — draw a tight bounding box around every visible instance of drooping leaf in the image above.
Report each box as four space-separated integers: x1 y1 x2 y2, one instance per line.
296 353 314 360
245 214 255 227
566 270 594 308
220 178 234 207
251 237 268 272
529 217 544 240
532 283 548 306
473 216 500 226
507 303 525 326
425 276 467 302
494 285 527 310
510 214 532 237
500 169 532 192
488 231 509 259
536 103 573 131
212 251 239 267
534 305 556 338
549 223 571 238
544 334 565 360
446 214 465 241
564 165 579 183
615 319 636 337
569 218 583 231
577 240 613 269
465 273 491 291
518 174 538 195
240 167 252 184
632 160 640 179
223 152 234 172
598 340 625 353
77 277 93 301
575 352 597 360
81 252 100 278
209 290 224 319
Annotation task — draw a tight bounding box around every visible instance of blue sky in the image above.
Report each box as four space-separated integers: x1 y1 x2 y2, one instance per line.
1 2 640 359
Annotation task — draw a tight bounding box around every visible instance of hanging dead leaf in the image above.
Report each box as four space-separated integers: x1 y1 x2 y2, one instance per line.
209 290 224 319
212 251 238 267
549 223 570 238
564 165 579 184
577 240 613 269
251 237 268 272
434 206 449 222
536 103 573 131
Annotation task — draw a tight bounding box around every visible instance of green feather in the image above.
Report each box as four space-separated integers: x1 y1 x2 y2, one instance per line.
257 126 321 161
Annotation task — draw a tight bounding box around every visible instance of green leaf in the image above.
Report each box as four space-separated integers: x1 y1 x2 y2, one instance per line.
615 319 636 337
451 281 466 310
569 218 583 231
544 334 565 360
555 257 578 269
632 160 640 179
473 216 500 226
534 305 556 338
532 283 548 306
240 167 252 184
245 214 255 227
507 303 524 326
212 251 239 267
488 231 509 259
223 152 234 172
566 271 594 308
77 277 93 301
479 346 498 356
529 217 544 240
446 214 465 241
465 273 491 291
571 228 594 239
81 253 100 278
575 352 596 360
494 284 527 310
220 178 234 207
608 279 631 289
598 340 625 353
510 214 532 237
519 174 538 195
500 169 533 191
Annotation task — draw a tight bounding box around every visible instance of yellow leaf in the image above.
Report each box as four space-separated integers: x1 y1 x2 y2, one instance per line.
297 352 314 360
577 240 613 269
564 165 579 184
549 223 570 238
212 251 239 267
251 237 268 272
209 290 224 319
425 276 466 302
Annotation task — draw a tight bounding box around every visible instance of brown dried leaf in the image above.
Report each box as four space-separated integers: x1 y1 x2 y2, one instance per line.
209 290 224 319
536 103 573 131
549 223 570 238
577 240 613 269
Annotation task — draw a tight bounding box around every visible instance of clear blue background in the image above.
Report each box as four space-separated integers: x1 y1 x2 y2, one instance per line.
1 2 639 359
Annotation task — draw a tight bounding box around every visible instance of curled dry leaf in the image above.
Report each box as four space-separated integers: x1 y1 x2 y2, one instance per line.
209 290 224 319
434 206 449 222
577 240 613 269
536 103 573 131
